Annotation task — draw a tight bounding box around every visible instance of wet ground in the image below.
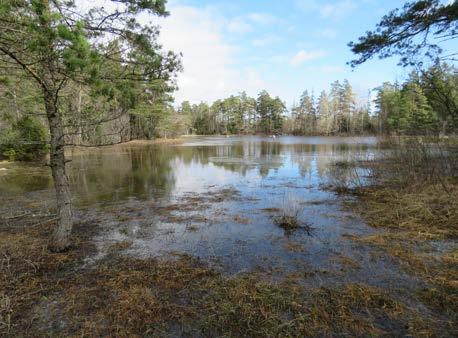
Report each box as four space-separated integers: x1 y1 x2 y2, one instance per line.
0 136 423 293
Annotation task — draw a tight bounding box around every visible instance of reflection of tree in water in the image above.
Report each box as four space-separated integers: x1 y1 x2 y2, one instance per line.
69 146 176 203
176 141 373 180
0 139 377 208
0 163 52 196
185 141 284 177
170 141 284 178
286 143 373 181
315 144 372 185
65 140 375 204
125 147 176 199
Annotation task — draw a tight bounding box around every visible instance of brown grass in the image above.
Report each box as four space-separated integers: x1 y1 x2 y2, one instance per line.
233 215 250 224
341 138 458 325
260 207 282 213
347 182 458 240
1 219 451 336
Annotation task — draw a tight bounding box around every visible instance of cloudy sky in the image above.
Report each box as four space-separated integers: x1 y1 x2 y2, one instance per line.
145 0 451 106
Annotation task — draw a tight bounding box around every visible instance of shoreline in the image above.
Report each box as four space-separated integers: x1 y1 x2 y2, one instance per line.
0 136 456 336
337 144 457 324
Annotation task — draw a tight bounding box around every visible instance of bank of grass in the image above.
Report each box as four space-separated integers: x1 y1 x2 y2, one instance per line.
340 137 457 325
64 137 187 157
123 137 186 145
273 193 313 234
0 219 449 336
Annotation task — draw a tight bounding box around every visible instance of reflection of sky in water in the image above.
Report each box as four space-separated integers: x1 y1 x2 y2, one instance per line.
0 136 420 290
0 136 379 204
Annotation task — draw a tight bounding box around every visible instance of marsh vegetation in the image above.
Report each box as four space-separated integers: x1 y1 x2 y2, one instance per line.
1 136 457 336
0 0 457 336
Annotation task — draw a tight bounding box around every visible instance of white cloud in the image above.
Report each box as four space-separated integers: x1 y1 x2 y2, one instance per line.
320 1 356 18
317 65 345 73
270 54 289 64
295 0 357 19
226 12 277 34
157 5 267 104
227 17 253 34
246 13 277 25
289 50 327 66
252 35 280 47
317 28 337 38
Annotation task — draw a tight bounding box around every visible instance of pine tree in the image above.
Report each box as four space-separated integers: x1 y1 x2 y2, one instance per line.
0 0 180 251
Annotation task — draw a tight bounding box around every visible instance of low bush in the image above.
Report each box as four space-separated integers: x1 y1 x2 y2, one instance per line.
0 116 48 161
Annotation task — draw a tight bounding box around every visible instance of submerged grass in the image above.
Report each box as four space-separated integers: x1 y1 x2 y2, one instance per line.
340 137 458 327
1 219 451 336
2 137 457 336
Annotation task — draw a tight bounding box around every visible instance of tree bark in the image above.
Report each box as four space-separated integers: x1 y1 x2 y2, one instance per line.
440 119 448 137
44 89 73 252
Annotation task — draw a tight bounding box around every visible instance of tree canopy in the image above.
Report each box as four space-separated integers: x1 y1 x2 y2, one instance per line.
348 0 458 67
0 0 181 251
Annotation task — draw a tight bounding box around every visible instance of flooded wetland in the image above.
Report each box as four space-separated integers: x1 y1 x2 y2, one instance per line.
1 136 456 336
2 0 457 335
2 137 382 275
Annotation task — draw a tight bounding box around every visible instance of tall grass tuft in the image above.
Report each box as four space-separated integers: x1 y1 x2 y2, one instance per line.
273 193 313 234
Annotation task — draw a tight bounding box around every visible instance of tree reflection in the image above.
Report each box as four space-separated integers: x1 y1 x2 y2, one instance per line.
1 138 378 205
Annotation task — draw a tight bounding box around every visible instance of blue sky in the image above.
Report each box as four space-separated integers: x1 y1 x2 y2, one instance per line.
154 0 454 107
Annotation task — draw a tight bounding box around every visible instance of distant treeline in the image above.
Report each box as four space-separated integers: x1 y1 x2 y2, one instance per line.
375 63 457 136
0 62 457 160
178 63 457 136
178 80 371 136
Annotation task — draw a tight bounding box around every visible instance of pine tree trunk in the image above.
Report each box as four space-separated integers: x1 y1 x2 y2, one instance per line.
44 90 73 252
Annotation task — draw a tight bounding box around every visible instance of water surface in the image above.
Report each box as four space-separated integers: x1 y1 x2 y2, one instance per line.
0 136 420 290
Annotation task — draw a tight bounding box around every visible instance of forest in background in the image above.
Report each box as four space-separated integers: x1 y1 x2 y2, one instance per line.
1 61 457 161
0 1 457 336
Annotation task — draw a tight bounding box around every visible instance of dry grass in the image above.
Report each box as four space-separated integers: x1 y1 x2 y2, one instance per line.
260 207 281 213
331 253 361 270
273 214 301 229
272 193 313 234
1 219 451 336
233 215 250 224
348 182 458 240
185 223 199 231
282 239 306 252
341 138 458 326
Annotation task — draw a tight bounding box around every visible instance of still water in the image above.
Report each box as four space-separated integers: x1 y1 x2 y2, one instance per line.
0 136 419 288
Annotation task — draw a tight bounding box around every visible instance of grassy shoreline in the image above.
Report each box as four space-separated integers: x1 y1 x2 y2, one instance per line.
338 138 457 330
0 219 451 336
1 137 457 336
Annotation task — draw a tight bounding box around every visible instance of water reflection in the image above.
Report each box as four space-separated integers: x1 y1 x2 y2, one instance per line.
0 136 377 212
1 136 420 289
58 136 376 205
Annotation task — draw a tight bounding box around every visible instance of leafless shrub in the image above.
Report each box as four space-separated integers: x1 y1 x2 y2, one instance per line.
273 193 313 234
326 160 369 193
377 136 458 193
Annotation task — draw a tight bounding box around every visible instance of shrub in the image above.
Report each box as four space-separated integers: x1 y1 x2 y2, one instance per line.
0 116 48 161
273 193 313 234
